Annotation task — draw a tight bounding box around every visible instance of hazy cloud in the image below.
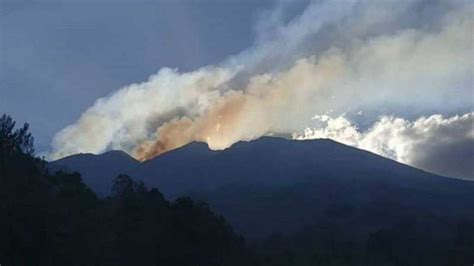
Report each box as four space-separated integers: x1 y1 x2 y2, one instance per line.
49 0 473 180
293 113 474 180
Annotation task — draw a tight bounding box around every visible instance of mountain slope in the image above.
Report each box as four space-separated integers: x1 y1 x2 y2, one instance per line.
134 137 470 196
50 150 140 196
49 137 474 237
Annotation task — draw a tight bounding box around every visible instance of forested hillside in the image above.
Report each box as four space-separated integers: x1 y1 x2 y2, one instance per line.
0 114 255 266
2 114 474 266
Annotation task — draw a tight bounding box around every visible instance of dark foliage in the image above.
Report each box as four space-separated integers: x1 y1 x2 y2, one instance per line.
204 184 474 266
1 114 473 266
0 114 255 266
255 216 474 266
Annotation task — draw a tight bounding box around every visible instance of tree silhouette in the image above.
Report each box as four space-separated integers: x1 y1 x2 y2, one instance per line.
1 113 473 266
0 115 256 265
0 114 34 156
111 174 136 197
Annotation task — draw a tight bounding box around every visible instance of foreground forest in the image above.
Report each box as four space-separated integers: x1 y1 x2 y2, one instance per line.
0 115 255 266
1 114 473 266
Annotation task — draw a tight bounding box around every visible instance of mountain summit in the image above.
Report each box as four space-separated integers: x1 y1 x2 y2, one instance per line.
50 137 474 237
50 137 468 197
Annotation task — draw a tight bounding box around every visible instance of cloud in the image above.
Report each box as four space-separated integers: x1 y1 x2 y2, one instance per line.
51 67 235 159
50 0 473 173
293 113 474 180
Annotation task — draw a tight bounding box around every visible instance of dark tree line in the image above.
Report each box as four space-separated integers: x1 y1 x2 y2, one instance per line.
254 216 474 266
1 114 473 266
0 114 256 266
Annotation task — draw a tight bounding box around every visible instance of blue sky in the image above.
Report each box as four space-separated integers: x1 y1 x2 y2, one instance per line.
1 0 294 151
1 0 473 180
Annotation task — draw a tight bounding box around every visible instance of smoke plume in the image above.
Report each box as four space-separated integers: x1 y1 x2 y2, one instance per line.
51 0 473 170
293 112 474 180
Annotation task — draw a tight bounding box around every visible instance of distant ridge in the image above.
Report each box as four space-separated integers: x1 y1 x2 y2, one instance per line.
50 137 470 197
49 137 474 237
51 150 140 195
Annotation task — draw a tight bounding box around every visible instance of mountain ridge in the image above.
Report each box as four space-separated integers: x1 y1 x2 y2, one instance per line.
49 137 474 238
50 137 472 196
49 136 473 183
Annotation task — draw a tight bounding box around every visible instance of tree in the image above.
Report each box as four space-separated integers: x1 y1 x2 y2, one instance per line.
111 174 137 197
0 114 34 156
0 114 39 190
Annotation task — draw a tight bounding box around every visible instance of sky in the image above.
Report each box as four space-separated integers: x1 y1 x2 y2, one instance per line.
1 0 473 180
1 0 286 150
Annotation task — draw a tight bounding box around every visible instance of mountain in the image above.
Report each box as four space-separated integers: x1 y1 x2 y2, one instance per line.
49 137 474 238
50 150 140 196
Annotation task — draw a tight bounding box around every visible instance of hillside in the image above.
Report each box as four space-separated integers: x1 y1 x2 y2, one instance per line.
51 150 140 195
50 137 474 239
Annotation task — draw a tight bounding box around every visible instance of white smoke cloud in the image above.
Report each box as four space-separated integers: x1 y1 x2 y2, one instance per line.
293 113 474 180
50 0 474 176
51 67 235 159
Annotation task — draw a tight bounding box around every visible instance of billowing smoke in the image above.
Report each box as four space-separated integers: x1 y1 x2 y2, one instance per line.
51 0 473 172
293 113 474 180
